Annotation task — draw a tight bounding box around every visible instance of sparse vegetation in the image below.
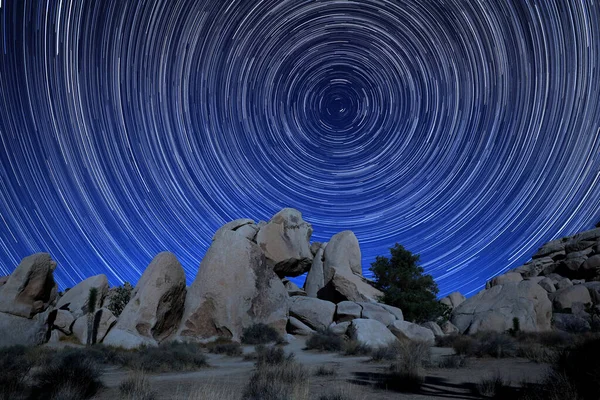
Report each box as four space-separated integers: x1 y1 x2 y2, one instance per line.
119 372 156 400
314 365 337 376
508 317 521 337
0 346 33 400
241 323 282 345
242 354 309 400
370 342 401 361
383 340 430 392
253 345 294 368
342 340 371 356
305 329 344 352
121 342 208 372
207 339 243 357
370 243 448 322
107 282 133 317
473 372 511 398
436 354 468 368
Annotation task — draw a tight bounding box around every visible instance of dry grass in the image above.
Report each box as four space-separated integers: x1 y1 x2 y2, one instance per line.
384 340 430 392
242 360 309 400
305 329 344 352
314 365 337 376
370 342 401 362
206 339 243 357
241 323 282 345
119 372 156 400
186 384 240 400
342 340 371 356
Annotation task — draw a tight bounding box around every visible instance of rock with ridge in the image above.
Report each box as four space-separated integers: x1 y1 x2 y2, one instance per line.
532 239 566 259
52 309 75 334
551 285 592 311
440 292 466 310
176 231 288 342
287 317 314 336
556 278 573 290
0 253 57 318
255 208 314 277
359 302 395 327
347 319 397 348
0 311 49 347
487 272 523 288
104 252 187 348
581 255 600 277
421 321 445 338
335 301 363 322
318 231 383 303
304 246 325 297
56 274 108 319
514 258 556 277
451 281 552 334
289 296 335 331
565 240 597 253
388 320 435 344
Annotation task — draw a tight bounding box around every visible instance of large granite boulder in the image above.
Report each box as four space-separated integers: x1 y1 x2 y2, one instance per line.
0 253 57 318
347 319 397 348
289 296 335 331
212 219 257 241
550 285 592 311
583 282 600 304
52 309 75 334
104 252 186 348
0 276 8 287
514 257 556 277
421 321 445 338
487 272 523 288
538 277 556 293
581 255 600 278
359 302 396 327
177 230 288 342
0 311 50 347
451 281 552 334
553 313 591 333
56 274 108 319
532 239 566 259
304 245 325 297
318 231 383 303
440 292 466 310
388 320 435 344
335 301 363 322
255 208 313 277
72 307 117 344
287 317 315 336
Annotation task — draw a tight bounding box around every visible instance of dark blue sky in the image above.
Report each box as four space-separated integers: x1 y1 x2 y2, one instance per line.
0 0 599 297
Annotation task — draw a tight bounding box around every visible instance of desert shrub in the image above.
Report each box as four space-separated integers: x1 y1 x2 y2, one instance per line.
450 335 479 356
305 329 344 352
318 388 358 400
473 372 511 398
241 323 282 345
434 333 462 348
436 354 468 368
518 372 580 400
370 342 401 361
370 243 448 322
0 346 34 400
119 372 156 400
474 331 517 358
207 341 243 357
107 282 133 317
122 342 208 372
187 383 239 400
553 336 600 400
30 351 102 400
314 365 337 376
342 340 371 356
254 345 294 368
242 361 309 400
516 343 558 363
383 340 430 392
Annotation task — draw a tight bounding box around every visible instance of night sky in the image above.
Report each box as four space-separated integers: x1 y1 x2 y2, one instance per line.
1 1 599 297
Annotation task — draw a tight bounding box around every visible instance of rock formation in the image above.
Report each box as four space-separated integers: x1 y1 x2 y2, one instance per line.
56 274 108 319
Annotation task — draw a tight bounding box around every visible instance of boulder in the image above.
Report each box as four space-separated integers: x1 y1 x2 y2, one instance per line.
289 296 335 331
255 208 313 277
538 278 556 293
514 258 556 277
553 313 591 333
583 282 600 304
329 321 351 336
56 274 109 319
572 279 586 285
581 255 600 278
451 281 552 334
304 247 325 298
318 231 383 303
421 321 445 338
72 307 117 344
440 292 466 310
335 301 363 322
287 317 314 336
556 278 573 290
104 252 186 348
359 302 395 327
0 311 49 347
572 228 600 242
388 320 435 344
378 304 404 321
283 280 306 297
177 232 288 342
52 309 75 334
487 272 523 288
551 285 592 311
440 320 460 335
0 276 8 287
565 240 597 253
0 253 57 318
347 319 397 348
212 219 256 241
532 239 566 259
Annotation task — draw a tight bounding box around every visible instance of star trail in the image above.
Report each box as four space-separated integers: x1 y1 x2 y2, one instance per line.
0 0 599 297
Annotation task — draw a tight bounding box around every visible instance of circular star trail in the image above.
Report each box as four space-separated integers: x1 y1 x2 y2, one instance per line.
0 0 599 296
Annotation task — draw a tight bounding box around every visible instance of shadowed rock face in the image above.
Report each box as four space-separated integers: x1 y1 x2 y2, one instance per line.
0 253 57 318
176 230 288 342
103 252 186 349
256 208 313 277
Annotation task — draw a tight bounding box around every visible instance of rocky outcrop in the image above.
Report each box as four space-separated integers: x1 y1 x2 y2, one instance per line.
359 302 396 327
212 218 257 241
104 252 186 348
440 292 466 310
347 319 397 348
388 320 435 344
255 208 313 277
486 272 523 288
318 231 383 303
553 313 591 333
177 231 288 342
56 274 108 319
451 281 552 334
550 285 592 311
0 253 57 318
289 296 335 331
287 317 315 336
304 245 325 297
0 311 50 347
421 321 444 338
440 320 459 335
72 307 117 344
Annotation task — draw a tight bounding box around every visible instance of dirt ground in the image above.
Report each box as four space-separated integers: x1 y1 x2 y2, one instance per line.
93 337 551 400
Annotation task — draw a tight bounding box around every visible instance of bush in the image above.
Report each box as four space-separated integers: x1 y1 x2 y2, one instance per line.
242 361 309 400
241 323 282 345
0 346 33 400
30 351 102 400
553 336 600 400
119 372 156 400
107 282 133 317
474 331 517 358
436 354 468 368
370 243 448 322
305 329 344 352
254 345 294 368
516 343 558 363
207 341 243 357
342 340 371 356
473 372 511 398
383 340 430 392
370 342 401 361
122 342 208 372
450 335 479 356
314 365 337 376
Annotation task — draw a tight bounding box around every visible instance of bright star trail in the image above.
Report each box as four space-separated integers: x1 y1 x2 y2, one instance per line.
0 1 599 297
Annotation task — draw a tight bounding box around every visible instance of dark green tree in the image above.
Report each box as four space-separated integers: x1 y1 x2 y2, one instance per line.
370 243 446 323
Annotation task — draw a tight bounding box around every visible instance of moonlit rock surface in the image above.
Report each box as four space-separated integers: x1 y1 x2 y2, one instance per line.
289 296 336 331
347 319 397 348
56 274 108 319
388 320 435 344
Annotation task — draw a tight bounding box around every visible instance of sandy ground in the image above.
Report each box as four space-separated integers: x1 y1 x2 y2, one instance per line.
93 337 551 400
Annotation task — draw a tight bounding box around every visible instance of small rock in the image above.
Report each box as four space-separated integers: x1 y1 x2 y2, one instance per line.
538 278 556 293
335 301 362 322
388 320 435 344
552 285 592 311
347 319 397 348
556 278 573 290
